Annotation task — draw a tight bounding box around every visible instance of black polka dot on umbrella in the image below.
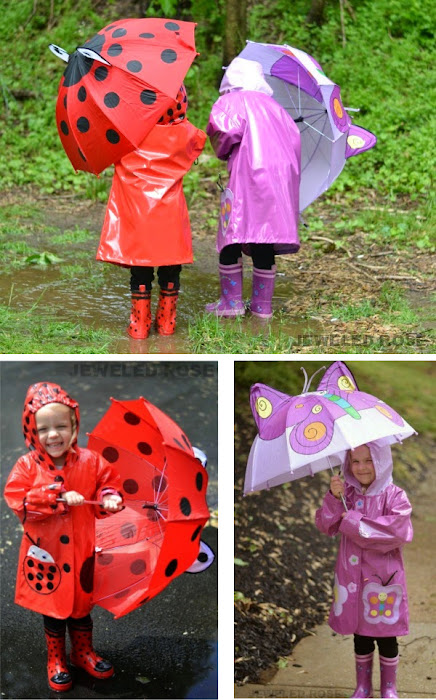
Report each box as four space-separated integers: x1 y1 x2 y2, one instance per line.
121 522 137 539
165 559 178 577
161 49 177 64
127 60 142 73
102 446 119 463
106 129 120 144
108 43 123 57
196 472 204 491
98 553 113 566
94 66 109 81
130 559 146 575
139 32 155 39
151 475 167 492
84 33 105 54
63 563 71 573
124 411 140 425
60 535 69 544
123 478 139 494
181 434 190 449
78 148 86 161
78 86 87 102
114 588 130 599
140 89 157 105
63 96 67 109
112 28 127 38
164 21 180 31
180 497 191 516
173 438 185 451
137 442 152 455
104 92 120 108
105 25 117 32
77 116 90 133
191 525 202 541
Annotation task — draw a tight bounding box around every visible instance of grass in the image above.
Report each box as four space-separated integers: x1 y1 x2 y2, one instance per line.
0 305 112 354
188 314 297 353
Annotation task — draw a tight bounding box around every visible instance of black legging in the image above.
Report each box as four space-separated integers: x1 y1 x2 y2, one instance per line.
130 265 181 292
219 243 275 270
354 634 398 658
43 614 92 633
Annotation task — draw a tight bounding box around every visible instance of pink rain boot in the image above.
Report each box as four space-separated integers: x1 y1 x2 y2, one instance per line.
250 266 276 318
205 259 245 317
379 655 399 699
351 652 373 698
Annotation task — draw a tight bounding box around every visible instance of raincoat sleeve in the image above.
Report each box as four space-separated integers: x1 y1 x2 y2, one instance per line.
4 457 67 522
206 99 245 161
339 488 413 553
315 490 345 537
93 452 123 520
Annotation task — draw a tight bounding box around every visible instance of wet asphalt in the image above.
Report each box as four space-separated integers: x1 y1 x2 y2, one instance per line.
0 360 218 699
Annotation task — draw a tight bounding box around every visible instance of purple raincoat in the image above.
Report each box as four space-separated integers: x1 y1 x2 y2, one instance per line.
315 441 413 637
206 90 301 255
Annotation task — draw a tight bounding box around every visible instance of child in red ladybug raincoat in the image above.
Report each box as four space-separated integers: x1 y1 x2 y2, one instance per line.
96 84 206 339
4 382 124 693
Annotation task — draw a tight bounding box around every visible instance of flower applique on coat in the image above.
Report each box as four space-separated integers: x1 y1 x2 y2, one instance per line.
315 441 413 637
4 382 122 619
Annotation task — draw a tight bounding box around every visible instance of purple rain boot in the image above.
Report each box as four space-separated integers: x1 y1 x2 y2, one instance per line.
379 655 399 699
351 652 374 698
250 266 276 318
205 259 245 317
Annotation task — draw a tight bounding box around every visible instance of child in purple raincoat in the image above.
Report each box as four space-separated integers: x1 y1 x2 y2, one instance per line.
205 57 301 319
315 442 413 699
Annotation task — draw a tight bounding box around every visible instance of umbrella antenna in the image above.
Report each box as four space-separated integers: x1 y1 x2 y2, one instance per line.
300 366 309 393
305 365 327 392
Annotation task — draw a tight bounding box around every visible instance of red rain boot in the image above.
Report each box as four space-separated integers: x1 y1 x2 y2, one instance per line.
155 285 178 335
44 627 73 692
68 618 114 679
127 284 152 339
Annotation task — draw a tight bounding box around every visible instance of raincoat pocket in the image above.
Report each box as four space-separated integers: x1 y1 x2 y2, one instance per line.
362 581 403 626
218 188 234 241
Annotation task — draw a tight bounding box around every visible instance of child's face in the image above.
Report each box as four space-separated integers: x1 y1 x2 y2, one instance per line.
350 444 375 487
35 403 75 465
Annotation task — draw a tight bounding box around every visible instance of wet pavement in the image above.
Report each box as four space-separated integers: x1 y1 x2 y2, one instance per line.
0 360 218 699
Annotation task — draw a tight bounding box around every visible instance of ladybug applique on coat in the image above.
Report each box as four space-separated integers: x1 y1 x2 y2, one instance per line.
4 382 122 619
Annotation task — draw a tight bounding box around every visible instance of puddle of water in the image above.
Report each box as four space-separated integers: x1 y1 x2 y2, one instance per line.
1 263 321 353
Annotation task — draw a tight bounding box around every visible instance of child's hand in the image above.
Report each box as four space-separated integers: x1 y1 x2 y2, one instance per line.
330 475 345 500
63 491 85 506
102 495 123 513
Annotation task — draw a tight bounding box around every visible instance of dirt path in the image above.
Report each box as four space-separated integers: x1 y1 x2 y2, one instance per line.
235 471 436 699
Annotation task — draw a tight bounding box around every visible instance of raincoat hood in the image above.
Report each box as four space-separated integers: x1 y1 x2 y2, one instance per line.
343 441 393 496
219 57 274 96
23 382 80 467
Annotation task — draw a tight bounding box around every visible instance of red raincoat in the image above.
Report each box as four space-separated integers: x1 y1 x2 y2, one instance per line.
4 383 122 619
96 118 206 267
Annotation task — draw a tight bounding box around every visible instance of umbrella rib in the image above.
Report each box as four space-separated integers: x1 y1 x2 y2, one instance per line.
302 120 335 143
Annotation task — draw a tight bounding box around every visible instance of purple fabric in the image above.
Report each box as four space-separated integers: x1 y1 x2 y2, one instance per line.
250 266 276 318
351 652 373 698
271 54 323 102
315 443 413 637
379 655 399 698
205 259 245 317
207 91 301 255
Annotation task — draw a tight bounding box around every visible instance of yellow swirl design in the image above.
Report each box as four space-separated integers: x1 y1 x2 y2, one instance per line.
255 397 273 419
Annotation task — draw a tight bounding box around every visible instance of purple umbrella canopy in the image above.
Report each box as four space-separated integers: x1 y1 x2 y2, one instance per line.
237 42 377 211
244 362 416 495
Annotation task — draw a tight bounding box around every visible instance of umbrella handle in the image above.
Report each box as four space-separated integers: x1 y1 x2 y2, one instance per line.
329 466 348 512
56 498 103 506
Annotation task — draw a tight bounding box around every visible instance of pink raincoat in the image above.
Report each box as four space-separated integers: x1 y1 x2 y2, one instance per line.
315 441 413 637
207 90 301 256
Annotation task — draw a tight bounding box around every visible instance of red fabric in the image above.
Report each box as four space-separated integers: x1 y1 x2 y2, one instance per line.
55 18 198 174
96 118 206 266
4 382 122 619
87 397 210 618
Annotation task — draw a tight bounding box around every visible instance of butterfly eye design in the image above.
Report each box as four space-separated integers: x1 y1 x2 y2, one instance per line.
255 396 273 419
287 397 334 455
312 404 323 414
337 375 356 392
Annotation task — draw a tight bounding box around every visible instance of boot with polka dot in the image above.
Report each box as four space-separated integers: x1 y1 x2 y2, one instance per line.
44 627 73 692
127 285 152 339
155 285 178 335
68 618 114 679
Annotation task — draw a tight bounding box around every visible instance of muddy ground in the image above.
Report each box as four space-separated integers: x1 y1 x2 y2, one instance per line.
0 184 434 353
234 398 434 686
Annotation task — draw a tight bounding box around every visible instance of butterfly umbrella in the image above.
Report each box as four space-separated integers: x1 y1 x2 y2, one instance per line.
87 396 213 619
235 41 376 211
244 361 416 498
49 18 198 174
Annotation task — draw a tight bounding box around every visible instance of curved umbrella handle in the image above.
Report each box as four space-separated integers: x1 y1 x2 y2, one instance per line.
329 466 348 512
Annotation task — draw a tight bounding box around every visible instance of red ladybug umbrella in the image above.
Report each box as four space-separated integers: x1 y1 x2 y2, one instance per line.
49 18 198 174
87 396 212 619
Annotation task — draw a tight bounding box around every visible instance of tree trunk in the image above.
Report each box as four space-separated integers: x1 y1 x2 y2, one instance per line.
306 0 328 26
223 0 247 67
